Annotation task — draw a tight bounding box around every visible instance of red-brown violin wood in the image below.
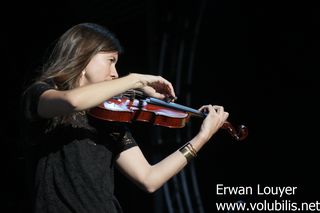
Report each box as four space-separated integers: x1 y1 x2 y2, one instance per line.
88 91 248 141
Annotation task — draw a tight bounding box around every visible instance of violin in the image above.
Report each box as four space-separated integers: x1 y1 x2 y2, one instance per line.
88 90 248 141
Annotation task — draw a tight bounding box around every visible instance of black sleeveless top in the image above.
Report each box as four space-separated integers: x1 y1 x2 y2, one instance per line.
21 82 137 213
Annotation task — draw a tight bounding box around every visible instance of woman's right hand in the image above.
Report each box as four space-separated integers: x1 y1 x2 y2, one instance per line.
130 73 176 100
198 105 229 142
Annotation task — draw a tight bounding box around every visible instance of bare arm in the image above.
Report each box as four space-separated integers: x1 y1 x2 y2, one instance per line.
116 105 229 193
38 73 175 118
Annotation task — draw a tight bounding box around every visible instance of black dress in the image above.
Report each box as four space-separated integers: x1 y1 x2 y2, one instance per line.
21 82 137 213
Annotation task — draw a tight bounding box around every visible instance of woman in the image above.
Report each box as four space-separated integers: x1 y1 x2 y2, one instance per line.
21 22 228 213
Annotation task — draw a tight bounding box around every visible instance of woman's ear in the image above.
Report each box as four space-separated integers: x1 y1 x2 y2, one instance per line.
79 70 87 86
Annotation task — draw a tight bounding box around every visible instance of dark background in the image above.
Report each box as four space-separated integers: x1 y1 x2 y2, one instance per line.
3 0 319 212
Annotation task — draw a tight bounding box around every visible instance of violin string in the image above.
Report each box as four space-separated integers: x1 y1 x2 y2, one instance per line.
121 89 146 99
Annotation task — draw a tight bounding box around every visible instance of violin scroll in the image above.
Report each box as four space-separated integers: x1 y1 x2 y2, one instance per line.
222 121 248 141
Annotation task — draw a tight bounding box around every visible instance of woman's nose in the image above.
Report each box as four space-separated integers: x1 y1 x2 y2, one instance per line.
111 67 119 79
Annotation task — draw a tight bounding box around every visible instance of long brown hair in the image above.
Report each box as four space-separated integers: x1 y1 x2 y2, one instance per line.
39 23 123 90
36 23 123 130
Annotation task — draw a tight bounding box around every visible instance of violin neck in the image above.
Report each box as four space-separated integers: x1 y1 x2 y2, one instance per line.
147 98 206 118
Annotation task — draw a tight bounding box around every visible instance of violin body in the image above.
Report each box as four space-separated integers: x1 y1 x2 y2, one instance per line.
88 91 248 141
88 96 191 128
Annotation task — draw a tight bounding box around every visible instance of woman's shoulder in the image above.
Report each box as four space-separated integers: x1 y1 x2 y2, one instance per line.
23 80 55 97
21 80 56 119
29 79 55 90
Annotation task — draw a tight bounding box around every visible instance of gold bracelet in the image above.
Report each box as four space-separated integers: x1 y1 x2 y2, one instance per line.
179 143 196 162
187 143 197 157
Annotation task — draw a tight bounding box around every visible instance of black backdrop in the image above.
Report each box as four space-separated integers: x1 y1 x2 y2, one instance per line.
3 0 319 212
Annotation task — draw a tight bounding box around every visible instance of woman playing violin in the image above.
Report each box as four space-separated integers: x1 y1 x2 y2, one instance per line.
21 22 229 213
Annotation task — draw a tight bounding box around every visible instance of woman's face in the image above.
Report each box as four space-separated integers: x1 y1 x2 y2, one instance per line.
80 52 119 86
